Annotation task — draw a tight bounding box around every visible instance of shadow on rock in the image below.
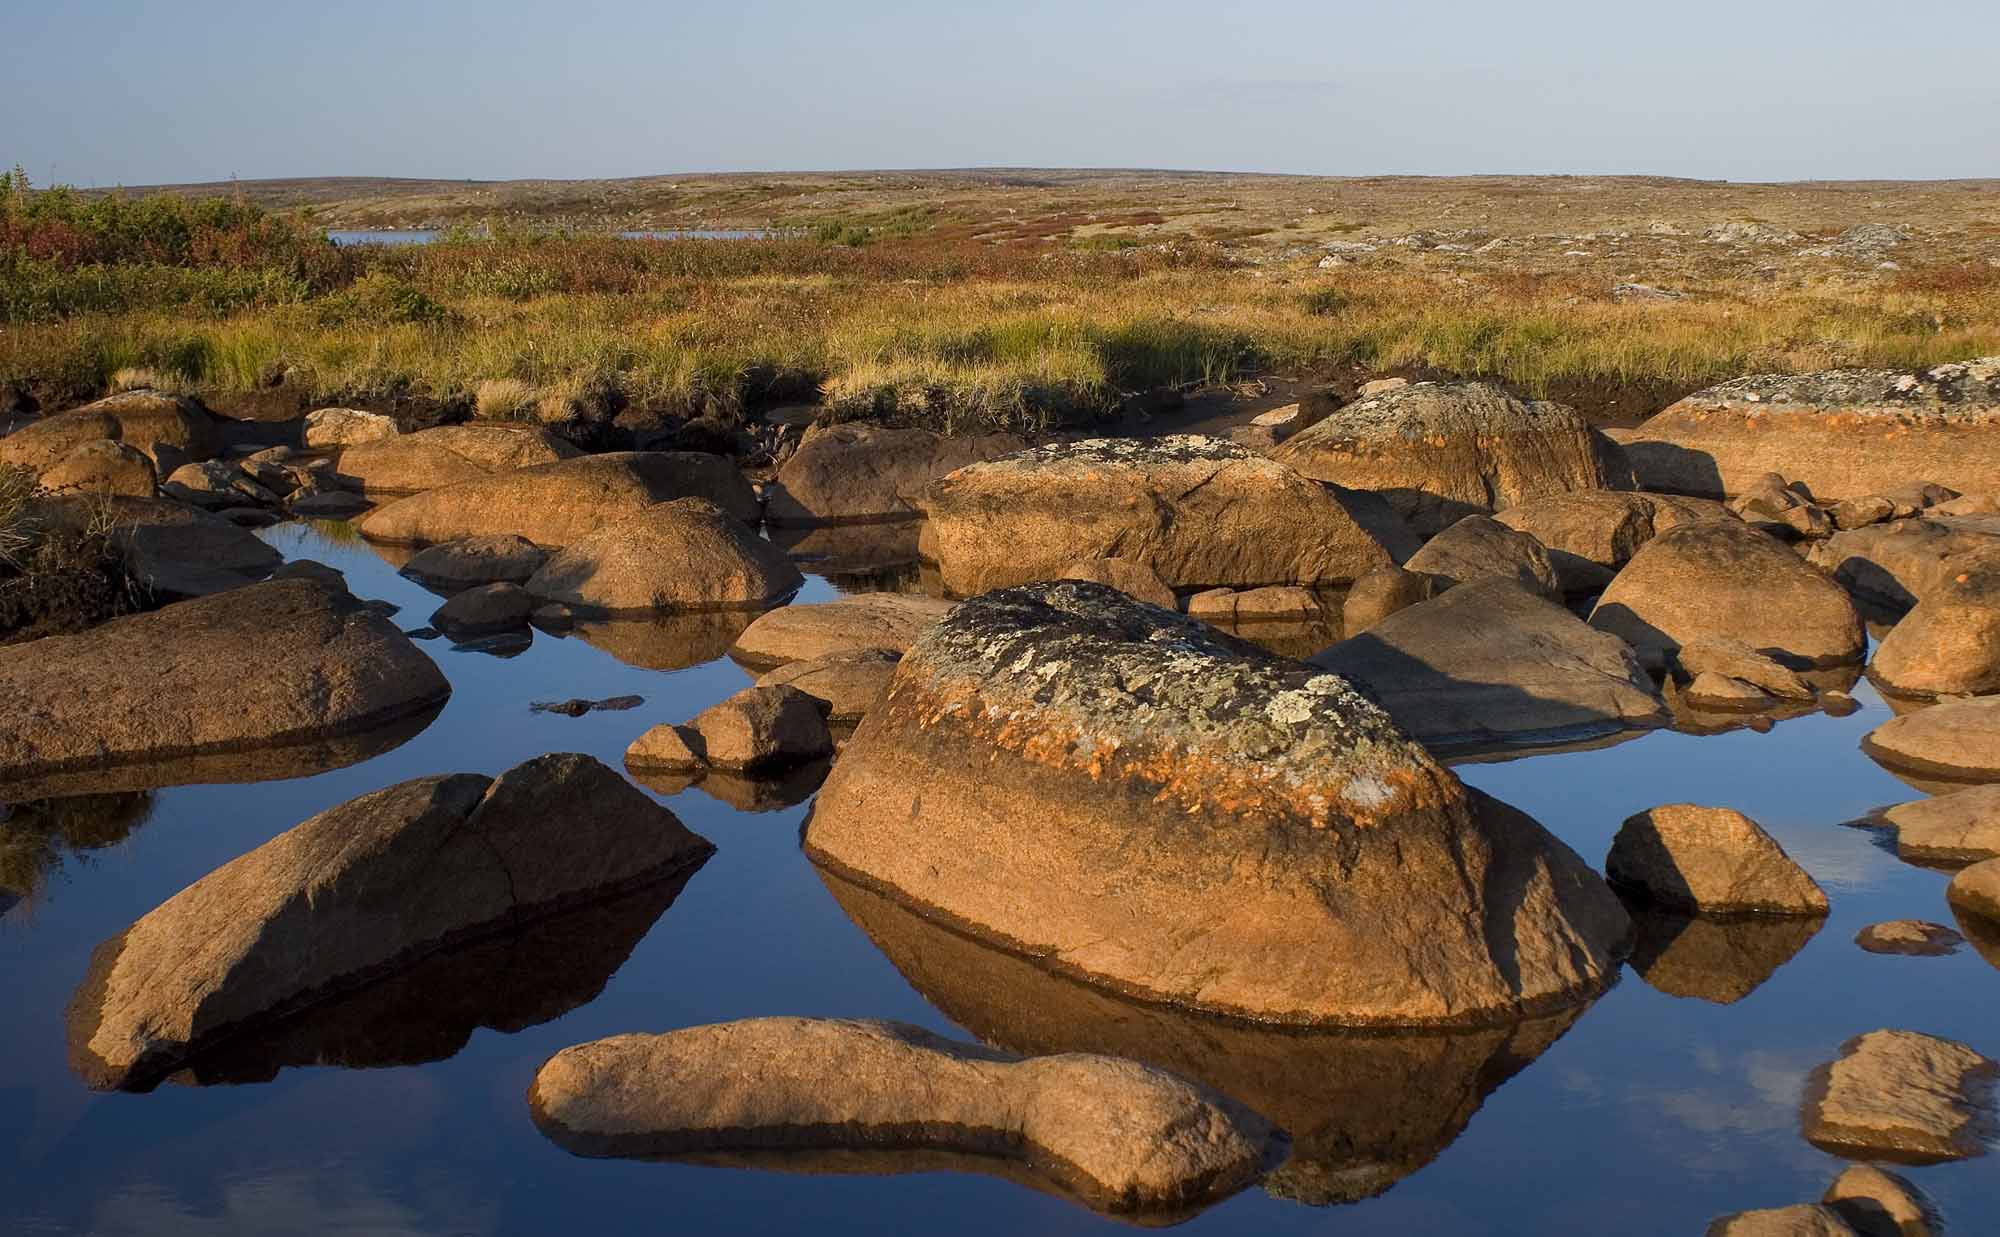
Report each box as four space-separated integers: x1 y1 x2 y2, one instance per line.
817 865 1592 1207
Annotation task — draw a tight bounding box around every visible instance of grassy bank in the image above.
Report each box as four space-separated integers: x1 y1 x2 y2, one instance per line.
6 176 1999 432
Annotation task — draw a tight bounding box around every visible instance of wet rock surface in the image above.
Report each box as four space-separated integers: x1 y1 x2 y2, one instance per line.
921 436 1395 594
0 580 449 794
1272 380 1618 535
807 580 1630 1026
65 752 714 1090
1590 519 1866 669
1606 804 1828 915
528 1017 1280 1216
1313 577 1667 753
1802 1028 1997 1163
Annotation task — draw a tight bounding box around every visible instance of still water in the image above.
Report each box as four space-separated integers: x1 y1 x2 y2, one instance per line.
2 522 1995 1234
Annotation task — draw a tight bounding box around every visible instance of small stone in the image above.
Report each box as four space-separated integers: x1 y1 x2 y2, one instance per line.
1822 1164 1938 1237
431 582 534 634
1854 921 1963 957
401 534 550 588
1831 496 1897 531
1606 804 1828 915
1822 690 1860 717
1803 1029 1997 1163
303 407 399 448
1340 566 1441 635
1228 585 1319 620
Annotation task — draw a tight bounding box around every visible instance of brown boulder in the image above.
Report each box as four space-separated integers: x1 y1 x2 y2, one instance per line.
1803 1029 1997 1163
685 684 832 771
1676 638 1816 700
331 423 581 495
1495 490 1733 593
1870 590 2000 698
399 535 549 589
1947 858 2000 923
1807 517 2000 612
763 422 1026 525
1272 380 1619 535
524 499 801 615
1704 1206 1861 1237
1403 514 1561 598
1341 566 1444 634
1056 557 1177 609
1877 785 2000 864
729 593 955 669
921 436 1394 594
1822 1164 1938 1237
1863 696 2000 781
431 582 534 634
805 580 1631 1026
65 753 713 1090
1623 359 2000 500
162 460 276 509
1606 804 1828 915
528 1017 1277 1217
0 410 122 473
359 452 759 548
0 579 449 794
755 648 901 722
38 440 156 497
1589 519 1865 669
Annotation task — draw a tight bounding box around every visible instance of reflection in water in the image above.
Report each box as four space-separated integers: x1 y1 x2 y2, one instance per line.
627 758 833 812
161 869 700 1087
1952 906 2000 973
768 524 925 595
1662 665 1861 738
566 611 758 671
1626 909 1822 1004
0 704 444 802
0 792 155 909
818 868 1589 1207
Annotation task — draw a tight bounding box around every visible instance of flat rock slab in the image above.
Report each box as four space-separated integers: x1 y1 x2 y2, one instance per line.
1704 1206 1862 1236
1313 577 1667 754
729 594 956 669
1606 804 1828 915
0 580 449 794
1863 696 2000 781
806 580 1630 1027
1855 921 1962 957
1876 785 2000 864
66 753 713 1090
528 1017 1278 1216
1803 1029 1998 1163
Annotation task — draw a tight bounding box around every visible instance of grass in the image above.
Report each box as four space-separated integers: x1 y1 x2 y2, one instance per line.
5 173 2000 430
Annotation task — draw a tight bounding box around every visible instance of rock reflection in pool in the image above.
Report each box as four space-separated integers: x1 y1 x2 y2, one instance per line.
1625 909 1823 1004
162 869 701 1087
817 868 1590 1207
626 757 833 813
767 523 925 594
565 610 760 671
0 791 154 908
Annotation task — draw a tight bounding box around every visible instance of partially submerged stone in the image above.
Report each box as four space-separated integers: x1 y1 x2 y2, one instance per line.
1704 1206 1861 1237
922 436 1395 594
686 685 832 772
1870 591 2000 698
763 422 1025 525
0 580 449 795
528 1017 1278 1217
1606 805 1828 915
1623 359 2000 500
806 580 1631 1026
1878 784 2000 864
66 753 713 1090
1273 380 1619 535
400 534 549 589
1403 514 1561 598
523 498 802 615
1863 696 2000 781
1685 671 1772 711
1822 1164 1938 1237
1855 921 1962 957
1677 638 1817 700
755 648 901 722
1802 1029 1997 1163
1590 519 1866 669
431 582 534 634
729 593 955 669
1313 578 1667 753
359 452 758 547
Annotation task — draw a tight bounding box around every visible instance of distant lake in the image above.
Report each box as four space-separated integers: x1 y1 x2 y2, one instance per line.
325 228 774 246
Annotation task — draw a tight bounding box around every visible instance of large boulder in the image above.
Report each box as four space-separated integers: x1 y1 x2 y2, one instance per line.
1877 785 2000 865
358 452 759 547
764 422 1026 525
1402 514 1561 598
0 579 449 793
1863 697 2000 782
1494 490 1733 593
1623 359 2000 500
1589 519 1865 669
528 1017 1277 1216
1605 805 1829 915
1802 1029 1997 1163
524 499 801 615
1312 578 1667 752
1271 380 1620 535
37 440 157 497
1870 586 2000 698
1806 517 2000 613
65 753 713 1090
920 436 1395 595
331 424 582 495
729 593 956 669
804 581 1631 1026
0 390 220 475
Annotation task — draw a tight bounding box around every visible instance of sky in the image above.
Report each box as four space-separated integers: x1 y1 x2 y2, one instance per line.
6 0 1998 187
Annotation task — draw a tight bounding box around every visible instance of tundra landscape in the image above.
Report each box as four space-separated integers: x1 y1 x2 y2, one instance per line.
7 7 2000 1236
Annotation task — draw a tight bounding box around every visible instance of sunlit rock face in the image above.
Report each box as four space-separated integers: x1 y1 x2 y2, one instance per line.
804 580 1631 1028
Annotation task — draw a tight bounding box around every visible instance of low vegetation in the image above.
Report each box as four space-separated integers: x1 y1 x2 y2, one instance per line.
5 168 1999 432
0 464 146 644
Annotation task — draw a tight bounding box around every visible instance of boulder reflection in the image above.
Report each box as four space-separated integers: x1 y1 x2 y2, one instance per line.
1626 909 1822 1004
818 866 1592 1206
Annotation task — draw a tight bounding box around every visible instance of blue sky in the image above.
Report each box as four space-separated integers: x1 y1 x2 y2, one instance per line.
8 0 1997 186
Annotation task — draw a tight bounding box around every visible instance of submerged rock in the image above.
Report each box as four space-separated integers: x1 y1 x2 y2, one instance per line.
1623 359 2000 500
0 580 448 795
1854 921 1963 957
66 753 713 1090
729 593 955 669
358 452 759 547
921 436 1395 594
1626 910 1821 1004
1822 1164 1938 1237
1606 805 1828 915
1863 696 2000 781
763 422 1025 525
1802 1029 1997 1163
1589 519 1865 669
1704 1206 1861 1237
529 1017 1278 1216
819 866 1591 1206
1312 578 1667 753
1272 380 1620 535
805 580 1631 1026
524 498 802 615
1402 514 1561 598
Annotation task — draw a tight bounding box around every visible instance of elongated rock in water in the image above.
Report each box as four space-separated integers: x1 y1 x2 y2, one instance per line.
66 753 713 1091
805 580 1631 1027
529 1017 1280 1215
1802 1029 1998 1163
